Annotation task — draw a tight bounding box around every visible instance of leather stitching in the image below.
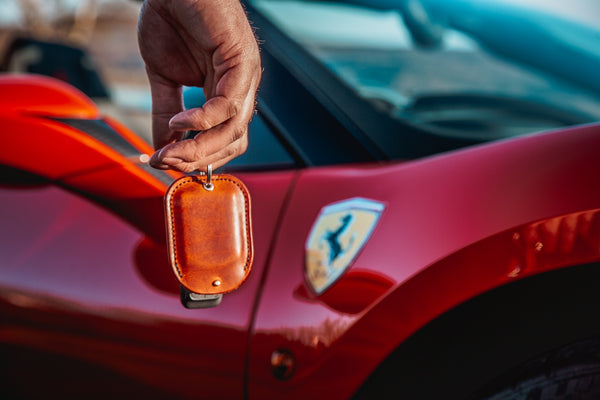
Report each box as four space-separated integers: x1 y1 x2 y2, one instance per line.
168 177 190 279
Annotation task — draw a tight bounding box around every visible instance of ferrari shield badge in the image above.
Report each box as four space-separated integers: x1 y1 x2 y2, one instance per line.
305 198 385 294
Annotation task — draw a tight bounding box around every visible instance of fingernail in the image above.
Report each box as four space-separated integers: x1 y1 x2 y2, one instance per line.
162 157 183 165
169 121 187 130
169 116 187 130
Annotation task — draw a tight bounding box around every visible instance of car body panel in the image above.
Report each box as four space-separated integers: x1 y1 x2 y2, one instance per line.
0 168 297 399
249 122 600 398
0 74 98 119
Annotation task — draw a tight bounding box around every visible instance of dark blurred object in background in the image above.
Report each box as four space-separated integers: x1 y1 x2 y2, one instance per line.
1 36 109 99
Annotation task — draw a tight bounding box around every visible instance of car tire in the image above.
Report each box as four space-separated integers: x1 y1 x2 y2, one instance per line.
476 338 600 400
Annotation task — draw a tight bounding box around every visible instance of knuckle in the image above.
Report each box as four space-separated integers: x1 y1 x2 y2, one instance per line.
189 140 208 160
193 146 208 161
223 145 237 159
228 101 240 119
191 115 212 130
174 163 196 174
231 126 247 143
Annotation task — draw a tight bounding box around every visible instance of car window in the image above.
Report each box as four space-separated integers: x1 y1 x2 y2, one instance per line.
251 0 600 141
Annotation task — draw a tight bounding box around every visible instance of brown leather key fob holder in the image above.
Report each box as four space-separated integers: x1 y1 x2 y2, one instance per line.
164 169 253 305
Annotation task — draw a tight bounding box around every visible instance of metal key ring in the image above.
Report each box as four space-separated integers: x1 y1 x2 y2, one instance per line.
203 164 214 191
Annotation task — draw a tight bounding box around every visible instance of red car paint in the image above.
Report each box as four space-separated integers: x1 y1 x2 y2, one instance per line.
1 74 600 399
248 123 600 398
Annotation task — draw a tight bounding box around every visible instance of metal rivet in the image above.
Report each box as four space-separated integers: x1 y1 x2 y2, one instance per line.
212 280 221 287
271 349 296 381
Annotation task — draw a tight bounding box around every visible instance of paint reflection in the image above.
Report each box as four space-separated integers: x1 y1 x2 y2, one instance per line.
295 268 395 314
513 209 600 272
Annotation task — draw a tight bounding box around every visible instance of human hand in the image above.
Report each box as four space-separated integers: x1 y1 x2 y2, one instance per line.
137 0 261 172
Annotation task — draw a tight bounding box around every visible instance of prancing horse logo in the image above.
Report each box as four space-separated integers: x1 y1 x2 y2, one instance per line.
305 198 385 294
323 213 355 265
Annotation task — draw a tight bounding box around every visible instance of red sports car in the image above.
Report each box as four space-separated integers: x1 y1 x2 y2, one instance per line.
2 0 600 398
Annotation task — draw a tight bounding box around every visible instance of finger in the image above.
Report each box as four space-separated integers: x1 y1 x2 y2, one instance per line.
158 112 248 159
169 95 239 131
147 71 185 149
150 134 248 173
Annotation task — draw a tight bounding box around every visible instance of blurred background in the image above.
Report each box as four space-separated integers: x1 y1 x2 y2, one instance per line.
1 0 599 147
0 0 152 143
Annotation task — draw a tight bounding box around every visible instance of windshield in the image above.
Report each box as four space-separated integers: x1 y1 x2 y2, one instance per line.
252 0 600 140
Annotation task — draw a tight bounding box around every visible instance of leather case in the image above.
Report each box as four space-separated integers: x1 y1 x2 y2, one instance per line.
164 174 253 295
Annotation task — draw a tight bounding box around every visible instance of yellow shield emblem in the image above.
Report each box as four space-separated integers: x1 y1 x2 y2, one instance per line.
305 198 385 294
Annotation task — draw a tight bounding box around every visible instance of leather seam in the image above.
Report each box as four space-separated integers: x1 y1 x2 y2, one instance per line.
168 177 190 279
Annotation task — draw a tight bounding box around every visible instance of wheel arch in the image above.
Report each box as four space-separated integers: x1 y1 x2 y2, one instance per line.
353 261 600 399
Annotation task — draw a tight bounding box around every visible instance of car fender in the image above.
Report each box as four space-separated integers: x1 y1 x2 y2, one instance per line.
248 122 600 398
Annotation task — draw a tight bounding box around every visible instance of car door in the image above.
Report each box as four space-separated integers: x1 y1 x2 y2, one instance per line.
0 75 297 399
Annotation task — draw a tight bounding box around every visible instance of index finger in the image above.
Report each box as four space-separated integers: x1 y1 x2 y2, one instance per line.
154 114 248 164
